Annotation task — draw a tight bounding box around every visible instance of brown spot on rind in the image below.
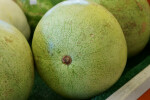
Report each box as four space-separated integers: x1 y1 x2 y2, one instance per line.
135 0 143 11
90 34 94 37
4 37 13 43
130 22 137 27
123 22 137 34
139 22 147 35
3 88 14 97
62 55 72 65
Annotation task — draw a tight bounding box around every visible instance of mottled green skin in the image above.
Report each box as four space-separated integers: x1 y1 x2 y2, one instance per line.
88 0 150 57
15 0 64 30
32 0 127 99
0 20 34 100
0 0 30 40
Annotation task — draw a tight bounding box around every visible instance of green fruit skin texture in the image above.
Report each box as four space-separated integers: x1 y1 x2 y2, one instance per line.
0 20 34 100
88 0 150 57
32 0 127 99
15 0 64 30
0 0 31 40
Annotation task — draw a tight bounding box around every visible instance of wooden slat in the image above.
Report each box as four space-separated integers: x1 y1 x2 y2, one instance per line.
106 65 150 100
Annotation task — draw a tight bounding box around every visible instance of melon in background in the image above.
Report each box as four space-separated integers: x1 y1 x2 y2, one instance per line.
0 0 31 40
88 0 150 57
0 20 34 100
14 0 65 31
32 0 127 99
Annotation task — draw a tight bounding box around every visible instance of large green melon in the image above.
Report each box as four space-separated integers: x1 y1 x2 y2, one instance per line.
0 0 31 40
14 0 65 30
88 0 150 57
32 0 127 99
0 20 34 100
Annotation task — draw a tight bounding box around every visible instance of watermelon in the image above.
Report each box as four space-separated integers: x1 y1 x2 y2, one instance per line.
14 0 65 30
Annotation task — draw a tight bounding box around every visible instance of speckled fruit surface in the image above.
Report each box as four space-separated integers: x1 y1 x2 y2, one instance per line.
32 0 127 99
0 20 34 100
89 0 150 57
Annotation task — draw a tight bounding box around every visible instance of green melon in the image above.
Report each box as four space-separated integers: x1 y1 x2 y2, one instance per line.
0 0 31 40
14 0 65 30
88 0 150 57
32 0 127 99
0 20 34 100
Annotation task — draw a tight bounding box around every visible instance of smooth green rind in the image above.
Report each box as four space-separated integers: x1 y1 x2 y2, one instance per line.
15 0 64 30
0 0 31 40
0 20 34 100
32 0 127 99
88 0 150 57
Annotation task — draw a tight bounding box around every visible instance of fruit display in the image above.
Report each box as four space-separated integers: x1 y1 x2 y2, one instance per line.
88 0 150 57
14 0 64 31
32 0 127 99
0 0 150 99
0 20 34 100
0 0 30 40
